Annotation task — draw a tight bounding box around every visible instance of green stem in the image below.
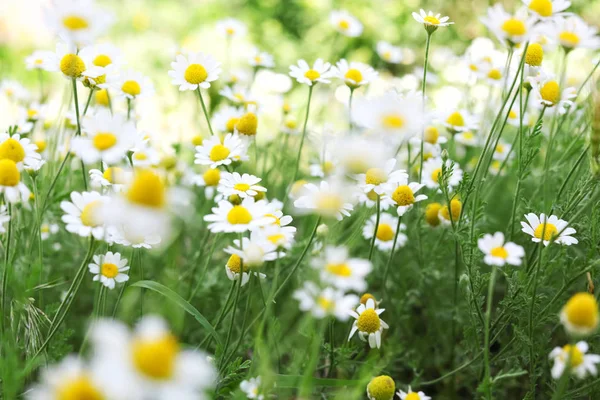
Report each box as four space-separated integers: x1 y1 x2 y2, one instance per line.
196 88 215 136
348 88 354 132
382 216 403 298
483 267 498 400
418 32 432 183
290 85 314 185
367 196 381 261
0 203 12 333
83 89 94 116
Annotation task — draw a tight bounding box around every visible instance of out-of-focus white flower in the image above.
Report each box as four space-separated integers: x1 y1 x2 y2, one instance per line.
294 282 359 321
330 10 363 37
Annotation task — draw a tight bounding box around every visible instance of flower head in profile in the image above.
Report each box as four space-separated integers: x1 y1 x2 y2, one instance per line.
224 230 279 271
293 180 354 221
422 157 463 191
195 133 249 169
289 59 333 86
397 386 432 400
412 9 453 33
45 0 114 45
348 298 389 349
213 106 245 134
88 251 129 289
478 232 525 266
549 342 600 380
0 132 42 170
169 52 221 91
313 246 372 292
293 282 359 321
0 159 30 203
89 166 130 193
376 41 403 64
332 59 378 89
367 375 395 400
521 213 577 246
356 159 407 196
216 18 247 38
363 212 407 252
439 108 479 133
329 10 363 37
560 292 598 336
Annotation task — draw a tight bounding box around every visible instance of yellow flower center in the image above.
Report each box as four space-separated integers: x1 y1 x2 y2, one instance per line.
227 254 247 273
357 308 381 333
338 20 350 30
132 334 179 380
93 55 112 67
304 69 321 81
462 132 474 140
95 89 109 106
501 18 526 37
227 205 252 224
392 185 415 206
103 167 126 184
440 199 462 221
529 0 553 17
34 140 47 153
267 233 286 245
405 393 420 400
382 51 392 61
490 246 508 259
226 27 235 35
344 68 363 84
424 126 439 144
496 144 505 153
0 138 25 163
540 81 560 105
487 69 502 80
533 222 558 241
121 80 141 97
446 112 465 127
425 202 442 226
27 109 38 119
322 161 335 174
326 263 352 277
63 15 89 30
101 263 119 278
209 144 231 162
184 63 208 84
365 168 387 185
318 296 335 311
561 344 584 367
236 112 258 136
509 110 518 119
360 293 376 305
265 213 281 226
60 54 86 78
203 168 220 186
0 159 20 187
226 117 240 133
134 152 148 161
559 31 580 47
382 114 405 129
424 15 441 25
93 132 117 151
563 292 599 330
80 200 102 227
316 194 344 213
126 170 166 208
284 118 297 129
367 376 395 400
525 43 544 67
234 183 251 192
431 167 442 183
56 375 103 400
376 223 395 242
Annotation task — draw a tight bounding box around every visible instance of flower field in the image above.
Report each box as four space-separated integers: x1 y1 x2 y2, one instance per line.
1 0 600 398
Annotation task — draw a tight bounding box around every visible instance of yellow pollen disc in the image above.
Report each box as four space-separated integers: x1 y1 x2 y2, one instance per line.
268 233 285 245
132 335 179 380
133 152 148 161
501 18 526 36
382 51 392 61
236 112 258 136
316 194 343 213
227 254 247 273
226 27 235 35
559 31 580 47
425 202 442 226
424 15 440 25
34 59 43 65
469 64 478 71
440 199 462 221
540 81 560 105
561 344 584 367
234 183 251 192
344 68 363 84
284 119 297 129
357 308 380 333
0 159 21 187
55 375 103 400
265 213 281 225
376 223 394 242
488 69 502 80
496 144 505 153
192 135 203 146
80 200 102 227
318 296 334 311
101 263 119 278
326 263 352 277
392 185 415 206
490 246 508 259
121 80 141 96
226 117 240 133
563 292 599 330
34 140 46 153
431 167 442 183
291 179 307 196
203 168 220 186
184 63 208 84
227 205 252 224
93 54 112 67
525 43 544 66
103 167 125 184
63 15 89 30
446 112 465 127
463 132 474 140
0 138 25 163
533 222 557 241
41 224 50 233
367 376 395 400
365 168 387 185
360 293 376 305
60 54 86 78
95 89 109 106
529 0 553 17
424 126 439 144
209 144 231 162
304 69 321 81
254 56 262 63
126 170 166 208
509 110 518 119
338 19 350 30
405 393 420 400
27 109 38 119
382 114 405 129
93 132 117 151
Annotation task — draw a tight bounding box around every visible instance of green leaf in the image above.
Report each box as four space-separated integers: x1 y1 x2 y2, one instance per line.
131 280 221 346
274 374 358 388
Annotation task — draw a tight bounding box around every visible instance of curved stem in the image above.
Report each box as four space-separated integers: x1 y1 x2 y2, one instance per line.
483 267 498 400
367 196 381 261
419 32 432 183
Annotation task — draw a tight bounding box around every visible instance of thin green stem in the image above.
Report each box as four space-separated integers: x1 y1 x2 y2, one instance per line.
290 85 314 186
483 267 498 400
0 203 12 333
368 196 381 261
419 32 432 183
382 216 403 298
348 88 354 132
196 88 215 136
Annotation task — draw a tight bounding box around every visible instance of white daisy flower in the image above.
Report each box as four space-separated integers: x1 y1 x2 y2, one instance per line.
521 213 578 246
538 15 600 50
168 52 221 91
480 4 535 45
260 223 296 250
376 41 403 64
107 224 162 249
294 282 359 321
550 342 600 380
293 180 354 221
528 70 576 114
249 49 275 69
329 136 395 175
0 159 30 203
397 387 432 400
194 133 249 169
439 108 479 133
0 80 29 101
313 246 372 292
289 59 333 86
385 177 428 217
219 85 258 107
25 50 55 71
40 222 59 240
44 0 113 45
412 9 454 31
204 197 271 233
0 132 42 170
72 109 136 165
523 0 570 19
329 10 363 37
78 43 122 87
21 102 47 122
422 157 463 190
88 251 129 289
109 69 154 100
309 159 336 178
363 212 407 252
240 376 263 400
61 191 108 240
48 41 95 80
216 18 247 38
213 106 244 134
224 253 255 287
477 232 525 266
356 190 397 211
493 141 512 161
281 115 300 135
454 131 479 147
348 298 389 349
0 206 11 234
356 159 407 196
187 168 221 199
332 59 378 89
224 230 279 269
89 166 130 192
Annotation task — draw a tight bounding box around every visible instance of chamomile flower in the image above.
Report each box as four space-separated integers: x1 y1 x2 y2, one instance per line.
169 52 221 91
88 251 129 289
524 0 571 19
249 49 275 69
560 292 599 336
72 109 136 165
45 0 113 45
521 213 578 246
25 50 55 71
356 190 397 211
282 115 300 135
483 65 506 86
440 109 479 133
189 168 221 198
40 222 59 240
293 282 359 321
216 18 247 38
110 70 154 100
477 232 525 266
89 166 130 192
332 60 378 89
205 197 271 233
131 144 160 168
107 224 162 249
422 157 463 190
224 232 279 270
549 342 600 379
50 41 94 80
387 177 428 217
293 180 354 221
289 59 333 86
0 159 30 203
213 106 244 134
224 254 253 286
330 10 363 37
240 376 263 400
0 133 42 170
439 198 463 225
356 159 406 195
412 9 454 33
0 206 11 234
528 71 576 113
424 202 443 227
540 16 600 51
397 387 431 400
348 298 389 349
313 246 372 292
493 141 512 161
455 131 479 147
376 41 403 64
363 212 407 251
0 80 29 101
367 375 395 400
61 191 108 239
260 223 296 250
195 133 249 169
480 4 535 46
219 85 258 107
